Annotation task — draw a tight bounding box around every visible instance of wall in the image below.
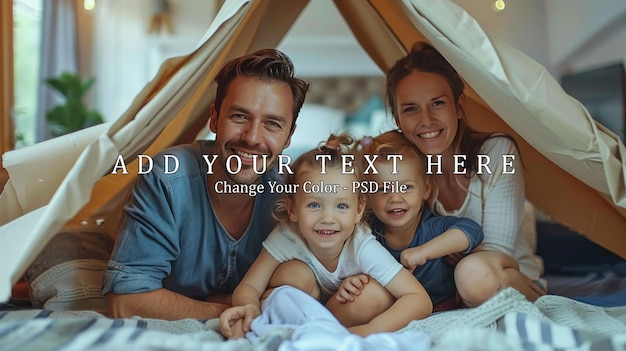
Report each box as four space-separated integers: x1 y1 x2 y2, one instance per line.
447 0 626 79
280 0 553 76
86 0 383 120
83 0 626 121
85 0 555 119
544 0 626 74
452 0 551 71
87 0 214 122
280 0 626 79
277 0 381 77
558 13 626 73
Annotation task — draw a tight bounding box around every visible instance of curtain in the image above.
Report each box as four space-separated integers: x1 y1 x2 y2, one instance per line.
91 0 150 122
35 0 78 142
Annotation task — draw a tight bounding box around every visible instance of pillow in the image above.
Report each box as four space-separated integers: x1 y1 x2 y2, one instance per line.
25 231 114 313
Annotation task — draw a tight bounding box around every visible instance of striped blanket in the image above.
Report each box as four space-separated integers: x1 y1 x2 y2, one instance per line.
1 288 626 351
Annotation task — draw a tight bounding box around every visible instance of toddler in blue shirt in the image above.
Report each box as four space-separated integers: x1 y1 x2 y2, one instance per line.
338 130 484 311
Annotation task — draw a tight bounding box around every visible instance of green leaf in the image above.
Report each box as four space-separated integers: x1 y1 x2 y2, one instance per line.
44 72 104 137
45 77 69 97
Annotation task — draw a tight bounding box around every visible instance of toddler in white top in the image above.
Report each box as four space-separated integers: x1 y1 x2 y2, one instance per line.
219 133 432 339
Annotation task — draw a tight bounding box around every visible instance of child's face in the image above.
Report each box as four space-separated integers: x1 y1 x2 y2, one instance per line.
288 166 365 253
368 157 431 232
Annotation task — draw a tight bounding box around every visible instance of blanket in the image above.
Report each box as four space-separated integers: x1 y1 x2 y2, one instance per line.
2 288 626 351
246 286 431 350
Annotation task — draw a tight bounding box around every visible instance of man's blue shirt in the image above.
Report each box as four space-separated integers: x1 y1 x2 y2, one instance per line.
102 140 280 300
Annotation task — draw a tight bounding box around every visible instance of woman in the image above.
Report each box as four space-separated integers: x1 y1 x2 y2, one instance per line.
385 42 545 306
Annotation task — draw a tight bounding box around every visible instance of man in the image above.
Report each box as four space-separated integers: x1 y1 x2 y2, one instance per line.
103 49 309 320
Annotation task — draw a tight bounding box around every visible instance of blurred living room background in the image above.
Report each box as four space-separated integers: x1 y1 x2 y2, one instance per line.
2 0 626 296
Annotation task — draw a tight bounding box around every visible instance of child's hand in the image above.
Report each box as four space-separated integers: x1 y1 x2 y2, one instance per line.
401 247 428 273
335 274 369 303
219 304 261 339
523 274 547 296
224 318 246 340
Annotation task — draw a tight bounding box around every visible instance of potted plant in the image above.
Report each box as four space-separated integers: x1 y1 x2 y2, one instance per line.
45 72 104 137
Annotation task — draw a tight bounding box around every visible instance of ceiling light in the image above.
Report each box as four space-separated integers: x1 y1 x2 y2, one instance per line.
84 0 95 11
493 0 505 12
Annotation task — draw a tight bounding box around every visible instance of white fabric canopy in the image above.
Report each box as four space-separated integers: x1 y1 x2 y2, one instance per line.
1 0 625 302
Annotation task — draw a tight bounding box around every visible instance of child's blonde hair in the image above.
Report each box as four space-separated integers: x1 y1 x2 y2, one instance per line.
358 130 425 167
273 133 364 225
358 130 436 206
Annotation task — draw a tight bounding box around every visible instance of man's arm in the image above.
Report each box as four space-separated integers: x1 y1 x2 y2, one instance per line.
105 149 216 321
107 289 229 320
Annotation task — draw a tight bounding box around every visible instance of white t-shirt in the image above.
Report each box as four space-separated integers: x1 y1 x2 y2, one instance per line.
432 136 543 280
263 224 403 302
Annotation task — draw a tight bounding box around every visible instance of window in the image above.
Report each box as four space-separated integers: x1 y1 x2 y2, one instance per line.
13 0 42 148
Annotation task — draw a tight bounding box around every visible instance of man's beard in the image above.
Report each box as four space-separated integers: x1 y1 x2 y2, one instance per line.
220 141 277 185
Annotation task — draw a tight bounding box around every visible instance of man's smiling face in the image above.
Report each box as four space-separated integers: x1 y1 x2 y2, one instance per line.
210 76 295 184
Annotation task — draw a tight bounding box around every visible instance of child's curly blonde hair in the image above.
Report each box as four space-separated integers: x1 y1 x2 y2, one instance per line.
358 130 426 166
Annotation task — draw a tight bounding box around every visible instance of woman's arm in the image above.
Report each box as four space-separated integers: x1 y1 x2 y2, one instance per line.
478 137 525 255
349 269 432 336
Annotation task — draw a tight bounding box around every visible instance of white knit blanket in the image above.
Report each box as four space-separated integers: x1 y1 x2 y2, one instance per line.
1 288 626 351
405 288 626 350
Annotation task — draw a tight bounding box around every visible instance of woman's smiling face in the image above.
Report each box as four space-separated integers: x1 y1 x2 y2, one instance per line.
393 70 463 156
